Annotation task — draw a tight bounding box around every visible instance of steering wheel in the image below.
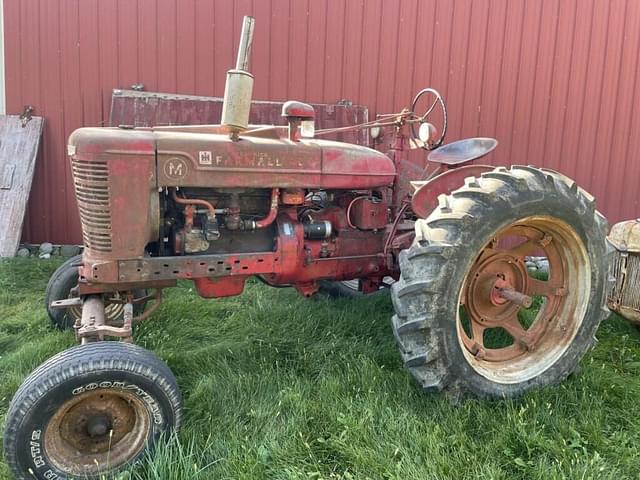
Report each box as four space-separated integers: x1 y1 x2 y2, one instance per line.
410 88 448 150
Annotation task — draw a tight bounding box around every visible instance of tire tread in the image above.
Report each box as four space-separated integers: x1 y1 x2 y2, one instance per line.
391 165 609 399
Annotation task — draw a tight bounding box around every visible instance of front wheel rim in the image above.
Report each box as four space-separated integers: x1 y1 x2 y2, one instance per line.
456 215 590 384
44 388 151 475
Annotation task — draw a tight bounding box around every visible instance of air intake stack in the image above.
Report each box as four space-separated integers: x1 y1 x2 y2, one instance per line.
221 16 255 139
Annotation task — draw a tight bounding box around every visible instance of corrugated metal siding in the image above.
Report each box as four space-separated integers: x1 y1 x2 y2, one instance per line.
4 0 640 244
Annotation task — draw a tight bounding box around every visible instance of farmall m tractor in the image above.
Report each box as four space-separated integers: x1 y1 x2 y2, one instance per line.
4 17 621 479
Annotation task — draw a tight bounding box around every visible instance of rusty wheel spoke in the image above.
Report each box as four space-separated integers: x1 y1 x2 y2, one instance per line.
467 320 488 357
522 314 547 342
527 277 565 298
471 320 486 343
501 313 527 339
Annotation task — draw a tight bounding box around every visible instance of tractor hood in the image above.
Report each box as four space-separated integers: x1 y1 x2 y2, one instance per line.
69 125 396 190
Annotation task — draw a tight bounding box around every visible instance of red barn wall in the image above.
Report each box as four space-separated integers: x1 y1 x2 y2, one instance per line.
4 0 640 244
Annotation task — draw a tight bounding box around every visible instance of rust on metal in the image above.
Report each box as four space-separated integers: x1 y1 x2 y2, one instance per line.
492 277 533 308
458 220 581 364
607 219 640 323
171 188 216 215
50 292 130 328
411 164 494 219
254 188 279 229
78 296 106 343
44 389 150 476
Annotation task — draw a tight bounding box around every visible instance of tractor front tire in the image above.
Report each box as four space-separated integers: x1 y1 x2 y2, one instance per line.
391 166 611 399
3 342 182 479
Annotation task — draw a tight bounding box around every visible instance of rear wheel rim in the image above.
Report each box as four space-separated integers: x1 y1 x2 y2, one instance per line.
456 216 590 384
44 388 151 475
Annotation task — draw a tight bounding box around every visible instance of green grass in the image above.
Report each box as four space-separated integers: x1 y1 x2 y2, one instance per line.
2 258 640 479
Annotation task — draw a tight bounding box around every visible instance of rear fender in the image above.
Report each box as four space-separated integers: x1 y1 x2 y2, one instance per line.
411 164 494 219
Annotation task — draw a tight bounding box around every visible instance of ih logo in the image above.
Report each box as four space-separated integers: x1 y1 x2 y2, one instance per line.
163 158 188 179
199 151 213 165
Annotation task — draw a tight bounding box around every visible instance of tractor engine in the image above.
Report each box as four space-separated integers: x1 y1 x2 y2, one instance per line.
163 186 390 258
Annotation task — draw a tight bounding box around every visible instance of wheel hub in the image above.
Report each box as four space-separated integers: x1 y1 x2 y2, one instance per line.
490 277 510 306
44 388 151 474
464 250 528 328
491 277 533 308
86 414 111 438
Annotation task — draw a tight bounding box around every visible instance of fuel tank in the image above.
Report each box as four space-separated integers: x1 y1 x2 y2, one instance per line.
69 125 396 190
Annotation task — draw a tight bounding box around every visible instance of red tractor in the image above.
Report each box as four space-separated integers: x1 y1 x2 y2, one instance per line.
4 17 614 479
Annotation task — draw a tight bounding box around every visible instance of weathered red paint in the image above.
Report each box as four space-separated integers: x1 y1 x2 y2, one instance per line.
70 105 442 299
69 128 157 260
411 165 496 219
348 197 389 230
281 101 316 119
254 189 279 229
77 208 392 297
69 124 395 193
194 277 247 299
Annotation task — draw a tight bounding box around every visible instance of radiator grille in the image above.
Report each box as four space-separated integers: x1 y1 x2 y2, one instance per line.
71 159 112 252
608 251 640 315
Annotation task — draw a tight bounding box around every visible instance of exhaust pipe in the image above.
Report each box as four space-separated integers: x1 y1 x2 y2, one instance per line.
221 16 255 138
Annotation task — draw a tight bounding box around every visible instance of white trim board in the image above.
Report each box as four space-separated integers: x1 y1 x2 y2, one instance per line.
0 0 5 115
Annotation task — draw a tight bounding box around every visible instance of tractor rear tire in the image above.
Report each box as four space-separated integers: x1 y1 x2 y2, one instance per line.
391 166 611 399
3 342 182 480
45 255 146 330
